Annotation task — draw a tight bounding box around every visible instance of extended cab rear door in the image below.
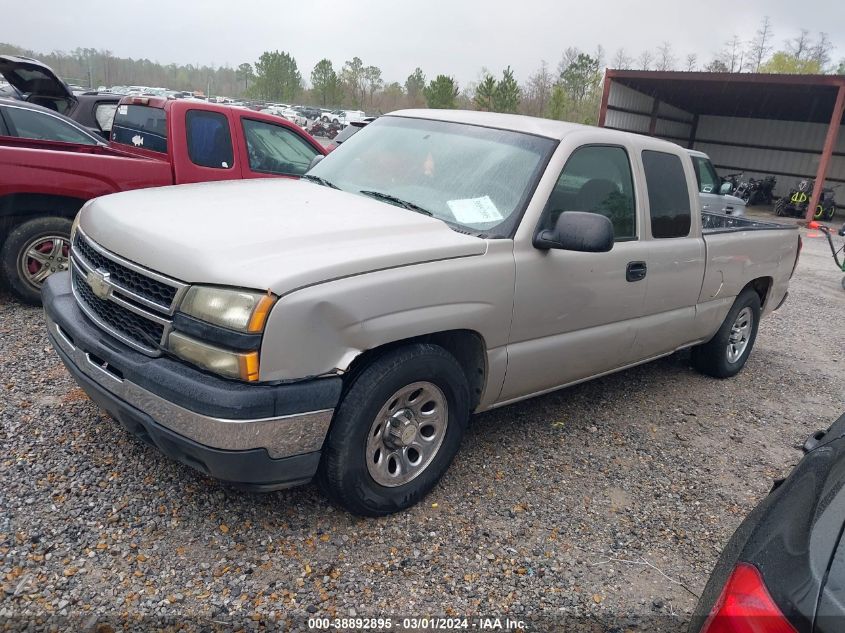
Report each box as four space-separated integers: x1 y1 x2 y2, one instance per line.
627 146 705 360
168 101 244 183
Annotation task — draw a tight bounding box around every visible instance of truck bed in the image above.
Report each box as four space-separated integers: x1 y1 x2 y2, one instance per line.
700 212 800 319
0 139 173 200
702 211 798 233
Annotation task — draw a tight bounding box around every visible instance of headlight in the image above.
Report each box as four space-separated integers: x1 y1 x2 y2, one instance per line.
168 331 259 381
179 286 276 333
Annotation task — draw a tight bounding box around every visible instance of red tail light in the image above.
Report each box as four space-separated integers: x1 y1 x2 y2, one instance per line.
700 563 797 633
808 221 820 229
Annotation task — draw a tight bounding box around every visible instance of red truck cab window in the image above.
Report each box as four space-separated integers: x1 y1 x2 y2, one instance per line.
112 104 167 153
186 109 233 170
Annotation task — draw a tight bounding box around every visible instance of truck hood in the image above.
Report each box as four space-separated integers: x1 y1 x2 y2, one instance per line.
80 178 487 296
0 55 73 100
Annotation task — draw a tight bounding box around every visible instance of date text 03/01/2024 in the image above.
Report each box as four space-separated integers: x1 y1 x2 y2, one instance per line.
306 616 527 631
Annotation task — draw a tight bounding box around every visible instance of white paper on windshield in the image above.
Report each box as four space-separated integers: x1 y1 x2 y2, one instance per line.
446 196 503 224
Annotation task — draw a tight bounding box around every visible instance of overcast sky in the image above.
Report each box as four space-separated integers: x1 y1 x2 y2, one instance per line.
9 0 845 86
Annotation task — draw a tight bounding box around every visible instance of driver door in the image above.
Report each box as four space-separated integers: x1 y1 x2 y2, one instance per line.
500 144 650 403
236 117 323 180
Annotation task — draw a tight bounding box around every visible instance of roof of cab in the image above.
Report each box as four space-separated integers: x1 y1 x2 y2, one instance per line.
388 108 685 151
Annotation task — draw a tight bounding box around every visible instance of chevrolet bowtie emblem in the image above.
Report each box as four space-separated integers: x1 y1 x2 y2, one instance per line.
86 269 112 300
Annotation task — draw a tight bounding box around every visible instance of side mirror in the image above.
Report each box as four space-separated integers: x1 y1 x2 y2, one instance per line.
720 181 733 194
533 211 614 252
307 154 324 171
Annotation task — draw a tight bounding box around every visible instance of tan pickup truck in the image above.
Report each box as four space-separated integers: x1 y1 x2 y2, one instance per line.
42 110 801 515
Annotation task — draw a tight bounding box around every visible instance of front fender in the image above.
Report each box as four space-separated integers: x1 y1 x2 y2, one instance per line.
258 242 515 384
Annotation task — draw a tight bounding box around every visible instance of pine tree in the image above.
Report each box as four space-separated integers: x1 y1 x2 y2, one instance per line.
492 66 520 113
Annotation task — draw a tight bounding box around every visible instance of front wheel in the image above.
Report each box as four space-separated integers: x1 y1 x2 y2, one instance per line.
1 216 73 305
691 288 761 378
317 344 470 516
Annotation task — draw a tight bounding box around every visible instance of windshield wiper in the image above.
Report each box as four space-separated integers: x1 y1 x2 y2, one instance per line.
301 174 339 189
358 190 433 216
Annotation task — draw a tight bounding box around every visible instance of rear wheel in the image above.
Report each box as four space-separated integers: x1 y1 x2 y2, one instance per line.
317 344 470 516
1 216 73 305
691 288 761 378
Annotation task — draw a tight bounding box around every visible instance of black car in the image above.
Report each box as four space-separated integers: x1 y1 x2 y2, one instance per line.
690 413 845 633
0 55 121 139
294 105 321 121
325 117 376 151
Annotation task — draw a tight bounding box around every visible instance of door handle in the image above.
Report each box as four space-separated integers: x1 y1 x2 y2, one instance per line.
626 261 647 282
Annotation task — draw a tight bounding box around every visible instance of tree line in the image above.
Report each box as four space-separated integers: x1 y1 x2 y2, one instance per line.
2 16 843 126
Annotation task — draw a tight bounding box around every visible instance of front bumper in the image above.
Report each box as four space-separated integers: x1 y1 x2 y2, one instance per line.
42 272 342 490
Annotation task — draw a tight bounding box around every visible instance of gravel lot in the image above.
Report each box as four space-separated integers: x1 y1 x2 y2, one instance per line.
1 212 843 631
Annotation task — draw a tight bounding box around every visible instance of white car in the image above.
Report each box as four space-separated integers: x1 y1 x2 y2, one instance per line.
687 150 747 217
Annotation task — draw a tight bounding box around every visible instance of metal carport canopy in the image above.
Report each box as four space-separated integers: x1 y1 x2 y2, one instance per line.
599 70 845 220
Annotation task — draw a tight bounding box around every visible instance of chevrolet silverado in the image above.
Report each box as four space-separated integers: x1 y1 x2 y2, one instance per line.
43 110 801 515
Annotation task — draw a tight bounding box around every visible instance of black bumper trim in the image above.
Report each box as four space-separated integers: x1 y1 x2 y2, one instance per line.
53 336 320 489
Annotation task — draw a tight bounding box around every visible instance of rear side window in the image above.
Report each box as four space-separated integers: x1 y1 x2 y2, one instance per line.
642 150 691 238
242 118 317 176
112 104 167 152
544 145 637 240
186 110 233 169
692 155 720 193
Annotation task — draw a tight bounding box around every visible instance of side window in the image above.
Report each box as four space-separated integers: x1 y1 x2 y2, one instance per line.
186 110 233 169
242 118 319 176
693 156 719 193
642 150 692 239
94 103 118 133
544 145 636 240
3 106 98 145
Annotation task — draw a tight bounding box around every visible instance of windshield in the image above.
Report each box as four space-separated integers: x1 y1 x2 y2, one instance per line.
308 116 556 236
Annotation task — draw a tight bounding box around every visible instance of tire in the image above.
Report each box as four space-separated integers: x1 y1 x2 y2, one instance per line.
774 198 786 216
317 344 470 516
691 288 761 379
1 216 73 305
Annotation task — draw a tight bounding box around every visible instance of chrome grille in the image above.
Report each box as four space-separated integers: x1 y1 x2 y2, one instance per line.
70 229 187 357
72 231 180 311
72 268 165 353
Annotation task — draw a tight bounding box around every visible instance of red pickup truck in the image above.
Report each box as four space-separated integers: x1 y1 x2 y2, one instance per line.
1 95 326 302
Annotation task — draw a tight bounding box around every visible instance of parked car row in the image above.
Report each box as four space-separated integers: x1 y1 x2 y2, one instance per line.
0 57 326 303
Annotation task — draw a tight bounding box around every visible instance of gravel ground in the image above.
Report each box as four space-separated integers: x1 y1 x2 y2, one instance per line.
1 212 844 632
